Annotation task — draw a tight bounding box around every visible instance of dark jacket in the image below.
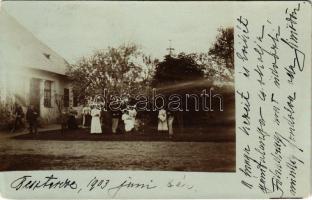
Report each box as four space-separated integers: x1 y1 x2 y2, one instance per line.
15 106 24 118
111 110 122 118
26 108 39 122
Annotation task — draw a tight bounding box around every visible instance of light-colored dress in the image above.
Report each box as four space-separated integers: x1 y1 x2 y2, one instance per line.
158 109 168 131
129 108 137 125
122 108 137 132
122 113 131 132
91 108 102 134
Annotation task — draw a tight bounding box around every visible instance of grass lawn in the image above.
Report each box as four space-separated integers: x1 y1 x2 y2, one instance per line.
13 126 235 142
0 125 235 172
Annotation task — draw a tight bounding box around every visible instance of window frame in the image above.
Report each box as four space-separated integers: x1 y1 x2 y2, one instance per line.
43 80 52 108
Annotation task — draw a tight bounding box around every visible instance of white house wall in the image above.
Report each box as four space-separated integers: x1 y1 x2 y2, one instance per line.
0 11 73 125
4 67 72 124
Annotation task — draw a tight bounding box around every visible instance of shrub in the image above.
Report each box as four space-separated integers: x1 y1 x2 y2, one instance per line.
0 101 14 130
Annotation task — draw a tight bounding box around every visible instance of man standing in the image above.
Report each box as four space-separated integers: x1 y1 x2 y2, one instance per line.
11 103 24 133
26 105 39 135
82 104 91 128
111 109 121 134
167 110 174 138
67 107 78 129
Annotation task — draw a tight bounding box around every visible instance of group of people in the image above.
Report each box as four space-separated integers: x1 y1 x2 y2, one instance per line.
78 103 175 136
10 103 39 134
80 104 139 134
10 102 176 137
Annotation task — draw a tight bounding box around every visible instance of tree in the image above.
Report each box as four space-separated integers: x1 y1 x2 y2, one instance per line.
152 53 204 87
66 43 157 103
208 27 234 69
193 52 234 82
0 99 14 130
185 27 234 82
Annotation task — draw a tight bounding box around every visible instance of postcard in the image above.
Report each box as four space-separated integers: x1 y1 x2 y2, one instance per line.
0 0 310 199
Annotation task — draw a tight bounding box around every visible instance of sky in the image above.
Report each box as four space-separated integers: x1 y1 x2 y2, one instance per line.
2 1 233 64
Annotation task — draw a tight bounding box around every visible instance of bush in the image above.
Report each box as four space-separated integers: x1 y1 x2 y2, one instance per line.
0 101 14 130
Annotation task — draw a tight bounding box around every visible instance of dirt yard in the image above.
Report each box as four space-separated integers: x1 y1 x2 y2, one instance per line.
0 138 235 172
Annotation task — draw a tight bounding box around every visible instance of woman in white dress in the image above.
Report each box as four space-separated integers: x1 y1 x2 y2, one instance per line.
90 105 102 134
122 110 134 132
128 106 137 131
158 109 168 132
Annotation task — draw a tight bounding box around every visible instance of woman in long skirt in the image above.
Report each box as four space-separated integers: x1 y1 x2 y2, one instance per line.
158 109 168 132
90 106 102 134
122 110 134 132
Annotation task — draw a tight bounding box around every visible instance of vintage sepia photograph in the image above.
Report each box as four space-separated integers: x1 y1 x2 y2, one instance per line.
0 1 235 172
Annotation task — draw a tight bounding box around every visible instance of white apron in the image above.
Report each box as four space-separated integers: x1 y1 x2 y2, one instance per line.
122 113 134 132
158 109 168 131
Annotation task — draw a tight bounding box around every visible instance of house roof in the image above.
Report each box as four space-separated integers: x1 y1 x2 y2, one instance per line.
0 10 68 75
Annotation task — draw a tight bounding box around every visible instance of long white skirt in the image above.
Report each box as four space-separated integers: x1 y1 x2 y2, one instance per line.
91 116 102 134
158 120 168 131
124 119 135 132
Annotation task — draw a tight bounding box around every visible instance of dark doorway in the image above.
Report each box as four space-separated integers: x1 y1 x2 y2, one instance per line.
64 88 69 108
29 78 41 116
